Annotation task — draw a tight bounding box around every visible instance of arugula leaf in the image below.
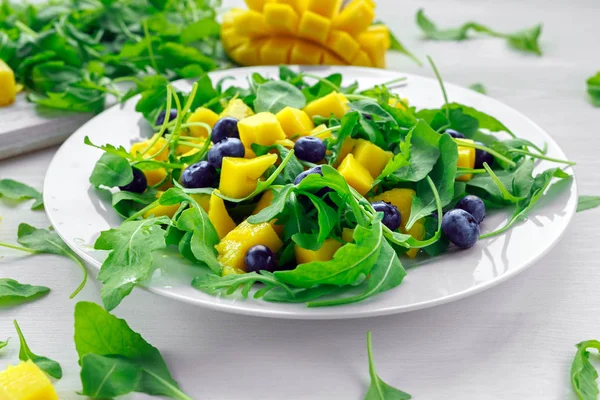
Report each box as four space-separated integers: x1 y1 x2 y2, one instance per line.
390 121 440 183
275 221 383 288
248 185 295 224
16 223 87 299
75 301 192 399
364 331 411 400
292 193 338 250
89 152 133 188
373 129 411 186
252 144 304 185
577 196 600 213
387 26 422 66
571 340 600 400
94 217 171 310
192 271 294 299
0 179 43 209
112 189 158 218
329 111 361 166
469 83 487 94
263 285 344 303
0 279 50 306
254 80 306 114
14 320 63 380
84 136 133 160
0 338 8 351
587 72 600 107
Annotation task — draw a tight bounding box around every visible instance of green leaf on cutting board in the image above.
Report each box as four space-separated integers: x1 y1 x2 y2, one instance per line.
0 279 50 307
0 179 44 209
364 331 411 400
14 320 63 379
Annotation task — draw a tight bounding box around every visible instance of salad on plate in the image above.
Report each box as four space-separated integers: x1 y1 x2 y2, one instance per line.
87 65 574 311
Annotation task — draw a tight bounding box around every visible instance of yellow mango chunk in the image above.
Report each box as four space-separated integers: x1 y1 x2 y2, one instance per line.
221 28 246 51
208 192 236 240
297 11 331 44
217 220 283 271
222 265 245 276
402 219 426 258
350 50 372 67
188 107 219 137
219 154 278 198
234 10 268 38
130 134 168 161
142 167 168 189
311 124 330 137
245 0 272 11
238 112 286 149
221 98 255 120
306 0 342 18
274 0 306 14
275 138 295 148
372 188 416 226
230 40 261 66
323 51 346 65
295 238 342 264
456 139 476 181
342 227 354 243
260 37 294 65
0 59 17 106
290 39 324 64
144 191 179 219
222 8 244 29
264 3 299 35
335 137 356 166
388 97 408 111
176 138 206 156
357 31 388 68
337 153 374 196
332 0 375 35
304 91 349 119
368 24 391 48
276 107 314 138
253 189 276 214
0 360 58 400
352 139 393 178
326 30 360 63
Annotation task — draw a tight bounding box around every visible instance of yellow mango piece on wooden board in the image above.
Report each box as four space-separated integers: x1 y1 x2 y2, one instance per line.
306 0 342 18
455 139 476 181
238 112 287 148
0 361 58 400
130 134 168 161
371 188 416 227
276 107 314 138
264 3 299 35
290 39 324 65
332 0 375 35
0 59 16 107
234 10 268 37
221 98 255 120
325 30 360 62
208 192 236 239
260 37 294 65
297 11 331 44
337 153 374 196
295 238 342 264
188 107 219 138
352 139 393 178
219 154 278 198
303 91 349 119
217 220 283 271
274 0 307 14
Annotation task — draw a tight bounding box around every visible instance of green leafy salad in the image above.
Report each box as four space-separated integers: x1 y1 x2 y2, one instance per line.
87 64 574 311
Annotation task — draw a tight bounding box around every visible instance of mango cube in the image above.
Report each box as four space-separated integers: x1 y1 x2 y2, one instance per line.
350 50 372 67
332 0 375 35
276 107 314 138
352 139 393 178
264 3 299 35
306 0 342 18
326 30 360 63
141 167 168 188
208 192 236 239
234 10 268 38
297 11 331 44
274 0 306 13
253 189 276 214
0 59 16 107
388 97 408 111
290 40 324 65
402 219 425 258
245 0 272 11
0 360 58 400
221 28 246 51
221 98 255 120
372 188 416 227
187 107 219 138
130 134 169 161
358 31 388 68
219 154 278 198
230 40 262 66
144 190 179 219
368 24 391 48
323 51 346 66
238 112 286 149
337 153 374 195
260 37 294 65
456 139 476 181
303 91 349 119
341 227 354 243
295 238 342 264
311 124 330 137
217 220 283 271
336 137 356 166
222 8 244 29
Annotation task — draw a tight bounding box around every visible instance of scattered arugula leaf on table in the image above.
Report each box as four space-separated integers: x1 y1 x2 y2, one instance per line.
74 301 192 399
364 331 411 400
13 320 63 380
469 83 487 94
571 340 600 400
0 278 50 307
587 72 600 107
416 9 543 55
0 338 8 351
0 179 43 209
577 196 600 213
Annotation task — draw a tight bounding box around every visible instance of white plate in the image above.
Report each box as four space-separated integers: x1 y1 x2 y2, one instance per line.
44 66 577 319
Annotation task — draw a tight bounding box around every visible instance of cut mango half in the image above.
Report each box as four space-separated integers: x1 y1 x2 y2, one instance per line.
221 0 391 68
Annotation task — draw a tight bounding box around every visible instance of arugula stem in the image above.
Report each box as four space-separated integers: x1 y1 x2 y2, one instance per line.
14 21 38 37
132 160 185 169
456 168 487 176
427 56 451 128
454 140 517 168
124 200 160 222
366 331 381 393
309 125 341 137
0 242 38 254
142 19 159 71
66 252 88 299
482 162 525 203
300 73 341 92
509 149 576 166
345 94 374 102
139 87 173 158
171 141 206 150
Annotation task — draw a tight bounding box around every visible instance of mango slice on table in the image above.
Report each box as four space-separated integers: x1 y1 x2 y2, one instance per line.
188 107 219 138
217 220 283 272
275 0 306 14
219 154 278 198
276 107 314 138
0 59 16 107
208 192 236 240
221 98 255 121
0 360 59 400
337 153 373 196
303 92 349 119
295 238 342 264
238 112 287 149
352 139 393 178
455 139 476 181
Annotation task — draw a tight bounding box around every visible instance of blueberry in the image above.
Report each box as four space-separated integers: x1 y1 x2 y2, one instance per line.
294 165 323 185
475 147 494 168
207 138 245 168
181 161 218 189
156 109 177 127
455 195 486 224
211 117 239 143
444 129 466 139
245 245 278 273
294 136 326 163
442 209 480 249
119 167 147 193
371 201 402 231
362 113 373 120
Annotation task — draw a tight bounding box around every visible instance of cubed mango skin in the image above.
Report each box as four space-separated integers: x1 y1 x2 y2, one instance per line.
337 153 374 196
130 134 169 161
188 107 219 137
351 50 372 67
245 0 272 11
260 37 294 64
264 3 299 35
274 0 306 14
306 0 342 18
295 238 342 264
234 10 268 38
238 112 286 149
455 139 476 181
217 220 283 271
303 92 349 119
326 30 360 62
0 360 59 400
332 0 375 35
276 107 314 138
219 153 278 198
221 98 255 121
208 192 237 240
352 139 393 178
297 10 331 44
0 59 17 107
290 39 324 65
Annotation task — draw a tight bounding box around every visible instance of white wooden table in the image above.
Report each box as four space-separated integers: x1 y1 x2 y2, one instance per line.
2 0 600 398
